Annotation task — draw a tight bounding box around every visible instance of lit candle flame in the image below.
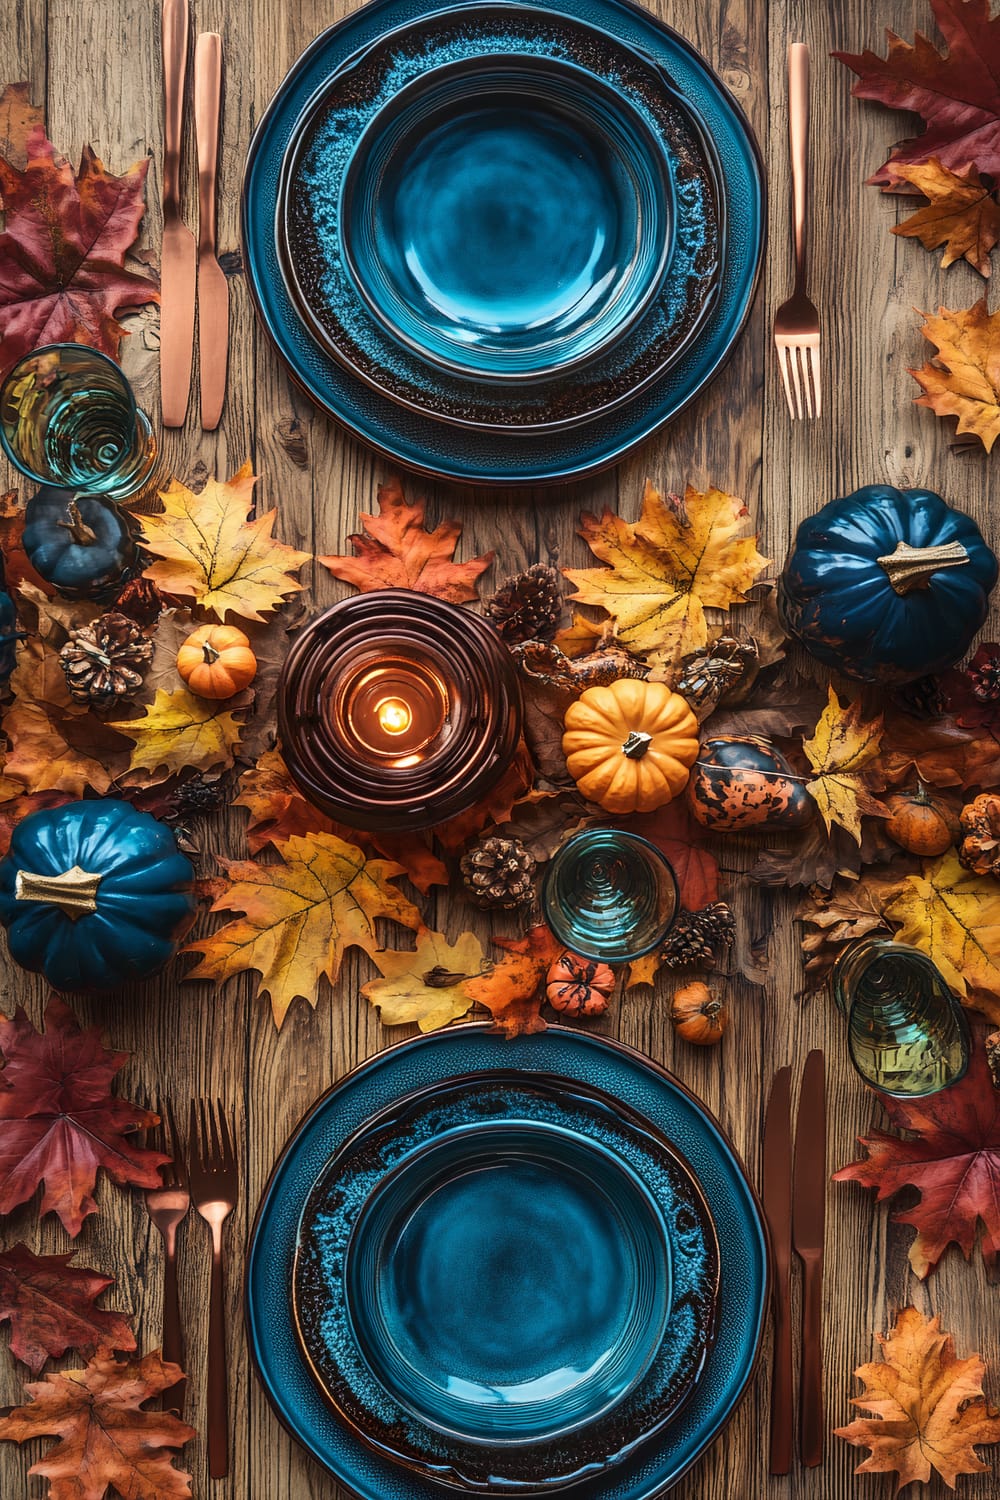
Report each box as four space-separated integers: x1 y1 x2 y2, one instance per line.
376 696 413 737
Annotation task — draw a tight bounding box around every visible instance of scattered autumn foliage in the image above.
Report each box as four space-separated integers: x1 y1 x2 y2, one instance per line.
0 1244 135 1373
0 1347 196 1500
319 477 494 601
0 996 166 1236
883 852 1000 1023
892 160 1000 275
802 687 888 842
909 300 1000 451
835 1041 1000 1277
836 1306 1000 1491
108 686 247 780
462 926 565 1038
363 928 485 1032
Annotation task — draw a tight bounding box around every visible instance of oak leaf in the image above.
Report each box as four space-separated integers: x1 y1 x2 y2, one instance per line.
834 0 1000 185
462 925 563 1038
0 124 157 381
0 1244 135 1373
835 1042 1000 1277
892 160 1000 274
0 996 166 1237
363 928 485 1032
910 299 1000 450
883 851 1000 1023
107 686 245 781
835 1306 1000 1490
0 1346 196 1500
183 832 422 1027
319 477 494 601
0 83 43 171
138 463 312 622
563 483 768 667
802 687 889 841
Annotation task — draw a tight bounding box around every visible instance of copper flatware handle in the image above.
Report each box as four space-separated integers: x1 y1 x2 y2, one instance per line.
161 1247 186 1414
788 41 810 292
800 1251 824 1466
207 1238 229 1478
162 0 188 214
194 33 221 258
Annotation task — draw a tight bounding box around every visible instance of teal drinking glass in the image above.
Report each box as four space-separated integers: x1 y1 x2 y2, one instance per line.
542 828 678 963
0 344 157 500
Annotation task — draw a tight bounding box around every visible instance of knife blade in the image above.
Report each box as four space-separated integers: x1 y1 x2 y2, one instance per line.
762 1066 793 1474
793 1048 826 1467
195 31 228 431
160 0 196 428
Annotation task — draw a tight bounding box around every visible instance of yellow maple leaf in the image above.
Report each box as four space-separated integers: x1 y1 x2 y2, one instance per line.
910 300 1000 451
883 851 1000 1023
362 927 485 1032
108 687 244 780
138 461 312 622
835 1307 1000 1491
802 686 888 842
183 832 422 1027
893 160 1000 276
563 482 769 667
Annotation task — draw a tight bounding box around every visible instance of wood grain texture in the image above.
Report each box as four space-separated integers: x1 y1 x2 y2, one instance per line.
1 1 999 1498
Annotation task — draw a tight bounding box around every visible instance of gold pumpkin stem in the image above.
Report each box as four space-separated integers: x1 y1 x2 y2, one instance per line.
622 730 652 760
877 540 970 595
15 865 102 920
57 499 100 548
201 641 221 664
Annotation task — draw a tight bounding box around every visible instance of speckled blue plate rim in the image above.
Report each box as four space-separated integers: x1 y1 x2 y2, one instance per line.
240 0 765 486
245 1024 770 1500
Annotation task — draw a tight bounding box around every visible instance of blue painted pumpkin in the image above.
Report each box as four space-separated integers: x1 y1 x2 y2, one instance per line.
778 485 998 685
688 737 815 833
22 487 137 599
0 800 196 991
0 584 21 686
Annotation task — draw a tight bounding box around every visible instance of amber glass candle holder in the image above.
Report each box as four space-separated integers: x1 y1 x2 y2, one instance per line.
278 590 523 832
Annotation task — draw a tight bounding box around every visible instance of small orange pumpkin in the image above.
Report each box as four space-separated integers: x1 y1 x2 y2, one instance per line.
562 679 699 815
176 624 257 700
670 981 728 1046
545 951 616 1017
883 783 961 857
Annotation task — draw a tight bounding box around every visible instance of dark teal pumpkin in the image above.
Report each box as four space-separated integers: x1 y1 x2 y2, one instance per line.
778 485 997 685
0 799 196 991
22 487 137 599
688 737 815 833
0 583 21 686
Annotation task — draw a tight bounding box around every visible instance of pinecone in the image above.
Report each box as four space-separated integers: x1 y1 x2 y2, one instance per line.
967 644 1000 703
460 834 536 909
113 575 163 628
486 564 562 644
659 902 736 969
959 792 1000 874
166 775 228 821
888 674 946 720
59 611 153 706
986 1030 1000 1092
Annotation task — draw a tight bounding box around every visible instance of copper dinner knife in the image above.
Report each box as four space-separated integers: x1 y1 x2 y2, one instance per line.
161 0 197 427
763 1066 793 1474
195 32 228 430
793 1048 826 1467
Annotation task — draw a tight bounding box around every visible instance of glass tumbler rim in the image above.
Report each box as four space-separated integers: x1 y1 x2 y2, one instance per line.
541 826 679 963
0 341 140 486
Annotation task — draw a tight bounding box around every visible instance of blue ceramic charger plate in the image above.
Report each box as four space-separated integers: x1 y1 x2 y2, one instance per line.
291 1073 718 1490
246 1026 769 1500
241 0 764 484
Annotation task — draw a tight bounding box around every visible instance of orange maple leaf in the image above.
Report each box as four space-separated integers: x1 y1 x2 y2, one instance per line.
836 1307 1000 1491
910 299 1000 450
319 478 494 601
893 160 1000 276
462 925 563 1038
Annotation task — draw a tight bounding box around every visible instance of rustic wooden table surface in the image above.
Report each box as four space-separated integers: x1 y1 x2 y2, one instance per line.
1 0 998 1497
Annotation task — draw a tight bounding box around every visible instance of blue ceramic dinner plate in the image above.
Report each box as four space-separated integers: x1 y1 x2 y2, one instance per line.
246 1026 769 1500
242 0 764 484
291 1073 718 1490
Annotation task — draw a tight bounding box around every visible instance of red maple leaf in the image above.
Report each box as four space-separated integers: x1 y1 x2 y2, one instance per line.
0 996 167 1236
0 1243 135 1373
624 799 721 911
0 122 157 379
834 0 1000 185
834 1040 1000 1277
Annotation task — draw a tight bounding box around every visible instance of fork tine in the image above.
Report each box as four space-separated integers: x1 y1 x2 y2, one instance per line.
216 1099 236 1170
207 1097 223 1165
806 347 821 418
190 1098 203 1171
790 346 807 421
777 348 796 419
163 1097 187 1190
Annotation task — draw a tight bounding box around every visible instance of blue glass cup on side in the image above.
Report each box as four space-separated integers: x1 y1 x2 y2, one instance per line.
0 343 158 501
542 828 679 963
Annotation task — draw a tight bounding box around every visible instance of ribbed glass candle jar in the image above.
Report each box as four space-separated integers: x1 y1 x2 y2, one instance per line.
277 590 523 832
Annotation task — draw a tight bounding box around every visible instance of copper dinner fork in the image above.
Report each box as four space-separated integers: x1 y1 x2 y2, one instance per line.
774 42 821 419
143 1094 189 1414
189 1098 238 1480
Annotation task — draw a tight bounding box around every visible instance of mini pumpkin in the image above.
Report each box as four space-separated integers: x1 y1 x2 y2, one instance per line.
22 487 137 599
883 784 961 857
562 679 699 815
688 737 815 833
545 951 616 1017
670 981 728 1046
177 624 257 699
